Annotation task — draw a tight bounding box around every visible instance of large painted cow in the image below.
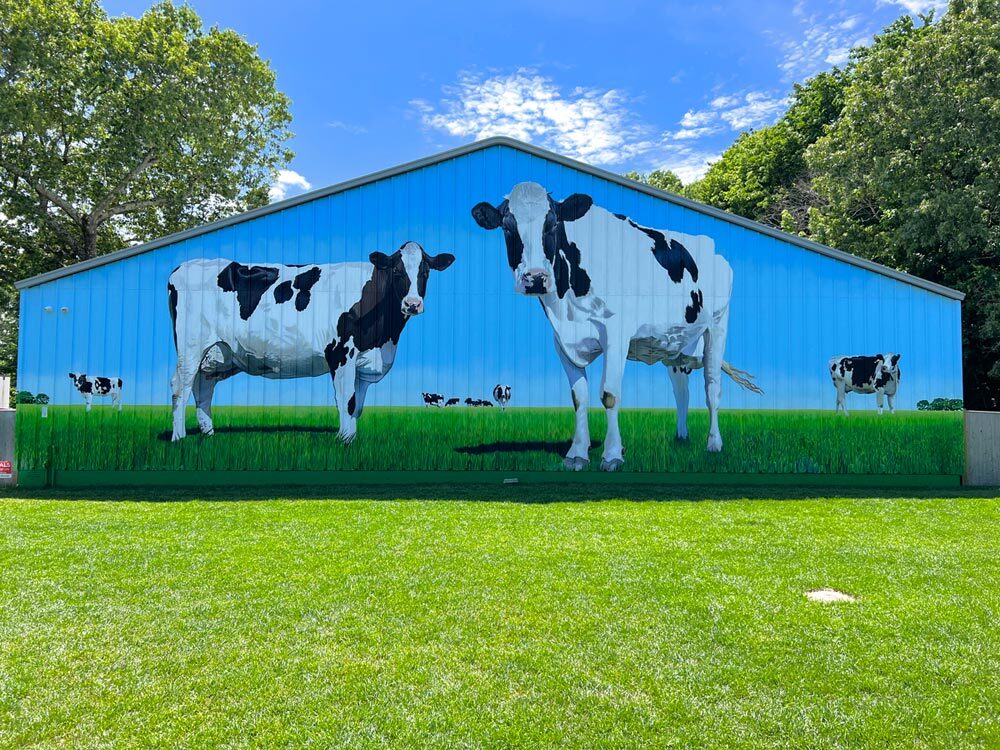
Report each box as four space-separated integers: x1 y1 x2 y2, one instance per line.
829 353 901 415
472 182 760 471
168 241 454 443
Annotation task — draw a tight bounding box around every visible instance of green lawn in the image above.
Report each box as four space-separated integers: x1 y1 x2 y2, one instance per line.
0 488 997 748
15 405 965 475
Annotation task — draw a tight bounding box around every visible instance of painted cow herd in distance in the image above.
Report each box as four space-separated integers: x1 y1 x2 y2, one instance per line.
62 182 910 472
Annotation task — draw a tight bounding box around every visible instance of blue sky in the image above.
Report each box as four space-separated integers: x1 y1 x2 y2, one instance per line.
103 0 944 198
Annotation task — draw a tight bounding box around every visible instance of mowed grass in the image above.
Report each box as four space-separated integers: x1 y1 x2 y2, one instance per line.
15 404 964 474
0 491 997 749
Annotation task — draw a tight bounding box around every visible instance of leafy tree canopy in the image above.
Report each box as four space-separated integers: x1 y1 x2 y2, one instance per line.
0 0 293 379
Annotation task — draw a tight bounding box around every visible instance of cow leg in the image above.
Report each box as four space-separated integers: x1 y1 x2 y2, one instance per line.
352 379 371 420
114 392 122 412
876 390 885 415
192 371 218 436
667 366 690 441
556 343 590 470
600 345 627 471
837 384 849 416
887 393 896 414
84 394 92 412
330 346 359 444
170 358 199 442
703 317 728 453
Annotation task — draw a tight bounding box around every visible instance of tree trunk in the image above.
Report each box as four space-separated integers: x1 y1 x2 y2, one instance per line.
81 215 98 260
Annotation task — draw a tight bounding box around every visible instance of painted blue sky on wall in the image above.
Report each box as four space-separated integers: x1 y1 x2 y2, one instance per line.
18 144 963 412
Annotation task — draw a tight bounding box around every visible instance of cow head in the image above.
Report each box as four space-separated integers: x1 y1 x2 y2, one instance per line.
472 182 592 296
881 353 901 381
369 241 454 316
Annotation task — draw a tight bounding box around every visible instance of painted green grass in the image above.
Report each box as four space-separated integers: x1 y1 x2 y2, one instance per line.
0 493 997 749
15 405 963 474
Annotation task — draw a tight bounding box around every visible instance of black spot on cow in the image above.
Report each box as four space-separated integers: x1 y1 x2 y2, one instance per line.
292 266 322 311
543 196 591 299
616 216 699 283
167 282 178 349
844 356 882 388
94 377 112 395
273 280 294 304
216 262 280 320
324 246 452 379
348 394 357 416
117 378 123 389
69 373 92 393
685 289 704 324
602 391 616 409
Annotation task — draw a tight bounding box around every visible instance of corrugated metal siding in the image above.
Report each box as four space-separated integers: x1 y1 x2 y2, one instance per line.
15 144 966 475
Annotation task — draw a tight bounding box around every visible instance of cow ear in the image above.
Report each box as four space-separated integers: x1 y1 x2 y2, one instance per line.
891 354 901 365
68 373 75 379
557 194 593 222
471 202 503 230
427 252 455 271
369 251 393 269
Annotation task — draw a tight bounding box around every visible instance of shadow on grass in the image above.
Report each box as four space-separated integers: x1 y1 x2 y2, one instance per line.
455 440 602 456
156 425 339 441
3 483 996 504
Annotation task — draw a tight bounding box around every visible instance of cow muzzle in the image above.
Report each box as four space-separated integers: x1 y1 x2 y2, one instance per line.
518 268 550 296
402 296 424 315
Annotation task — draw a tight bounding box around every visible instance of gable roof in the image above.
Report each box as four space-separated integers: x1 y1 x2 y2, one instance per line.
14 136 964 300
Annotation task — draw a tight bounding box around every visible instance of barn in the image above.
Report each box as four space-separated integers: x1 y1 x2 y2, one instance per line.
13 137 965 487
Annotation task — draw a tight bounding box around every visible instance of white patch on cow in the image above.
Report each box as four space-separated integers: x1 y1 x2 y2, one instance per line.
400 241 424 312
806 588 857 603
507 182 552 287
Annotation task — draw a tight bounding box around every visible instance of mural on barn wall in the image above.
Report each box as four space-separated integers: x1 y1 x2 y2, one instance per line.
15 144 965 475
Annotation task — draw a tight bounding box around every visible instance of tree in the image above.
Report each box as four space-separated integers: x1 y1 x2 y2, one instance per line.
624 169 686 196
806 1 1000 408
0 0 293 377
686 70 847 231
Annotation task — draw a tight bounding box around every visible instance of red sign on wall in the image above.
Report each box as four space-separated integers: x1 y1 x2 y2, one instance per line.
0 460 12 478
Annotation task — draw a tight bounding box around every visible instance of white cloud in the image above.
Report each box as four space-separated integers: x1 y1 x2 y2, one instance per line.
679 109 716 128
777 12 869 79
710 95 740 109
655 146 721 184
327 120 368 135
717 91 791 130
268 169 311 202
670 126 723 141
882 0 947 13
412 69 656 165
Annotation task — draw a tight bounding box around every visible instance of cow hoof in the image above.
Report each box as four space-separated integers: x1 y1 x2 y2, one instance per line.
338 432 356 446
675 434 689 443
202 428 214 437
600 458 624 472
171 433 184 442
563 456 589 471
706 437 723 453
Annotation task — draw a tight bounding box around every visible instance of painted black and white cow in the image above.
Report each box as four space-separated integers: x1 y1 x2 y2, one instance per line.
829 353 901 415
445 397 460 406
473 182 761 471
422 392 445 407
168 241 454 443
68 373 122 412
493 384 511 411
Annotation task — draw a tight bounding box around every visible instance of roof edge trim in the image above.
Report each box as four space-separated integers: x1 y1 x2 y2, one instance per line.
14 135 965 301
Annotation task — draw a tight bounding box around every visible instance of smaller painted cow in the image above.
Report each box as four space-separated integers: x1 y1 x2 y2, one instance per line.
829 353 901 415
465 398 493 407
493 384 511 411
68 373 122 411
422 392 445 407
445 397 460 406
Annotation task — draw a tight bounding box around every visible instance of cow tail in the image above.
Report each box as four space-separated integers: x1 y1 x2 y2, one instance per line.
722 360 764 395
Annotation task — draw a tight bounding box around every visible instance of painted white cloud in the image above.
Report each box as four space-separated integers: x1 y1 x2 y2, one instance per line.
412 69 656 165
268 169 312 202
327 120 368 135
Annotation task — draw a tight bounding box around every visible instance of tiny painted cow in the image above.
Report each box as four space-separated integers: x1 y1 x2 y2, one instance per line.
168 241 454 443
473 182 761 471
829 354 901 415
493 384 511 411
68 373 122 411
422 392 445 407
